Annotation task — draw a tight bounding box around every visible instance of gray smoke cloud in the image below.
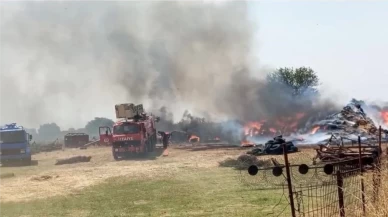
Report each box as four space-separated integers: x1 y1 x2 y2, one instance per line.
0 1 257 128
0 1 336 130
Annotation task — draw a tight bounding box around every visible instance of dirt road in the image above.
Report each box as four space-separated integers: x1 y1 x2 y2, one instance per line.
0 145 243 202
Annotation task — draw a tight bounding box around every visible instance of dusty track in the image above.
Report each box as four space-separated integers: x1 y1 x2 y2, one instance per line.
0 145 243 203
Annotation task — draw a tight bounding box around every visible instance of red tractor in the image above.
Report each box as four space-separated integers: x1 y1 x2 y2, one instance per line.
99 103 160 160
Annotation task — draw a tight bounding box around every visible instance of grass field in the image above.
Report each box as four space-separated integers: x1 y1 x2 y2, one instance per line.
0 145 291 217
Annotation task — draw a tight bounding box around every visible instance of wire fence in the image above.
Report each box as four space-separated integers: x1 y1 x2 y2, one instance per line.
240 126 385 217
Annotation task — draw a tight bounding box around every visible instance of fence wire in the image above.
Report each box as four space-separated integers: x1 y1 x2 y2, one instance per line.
239 142 384 217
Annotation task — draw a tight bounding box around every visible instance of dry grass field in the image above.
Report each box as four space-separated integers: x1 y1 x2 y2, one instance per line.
0 143 387 217
0 144 282 217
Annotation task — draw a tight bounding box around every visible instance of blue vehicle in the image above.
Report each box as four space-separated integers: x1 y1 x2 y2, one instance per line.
0 123 32 165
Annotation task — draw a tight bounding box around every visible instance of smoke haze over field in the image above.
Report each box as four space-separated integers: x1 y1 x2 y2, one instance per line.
0 1 337 129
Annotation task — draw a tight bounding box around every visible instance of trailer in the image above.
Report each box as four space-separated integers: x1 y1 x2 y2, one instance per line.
64 133 89 148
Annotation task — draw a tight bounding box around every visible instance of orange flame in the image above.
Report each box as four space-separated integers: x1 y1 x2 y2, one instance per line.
241 140 254 147
243 113 306 137
244 121 263 136
310 126 320 134
189 135 200 143
381 111 388 125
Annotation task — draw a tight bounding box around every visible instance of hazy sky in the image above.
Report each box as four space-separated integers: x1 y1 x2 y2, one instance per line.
1 1 387 129
251 1 388 102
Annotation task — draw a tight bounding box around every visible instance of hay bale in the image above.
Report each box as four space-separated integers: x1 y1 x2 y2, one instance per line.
55 156 92 165
237 154 258 166
219 154 271 170
31 175 53 181
0 173 15 179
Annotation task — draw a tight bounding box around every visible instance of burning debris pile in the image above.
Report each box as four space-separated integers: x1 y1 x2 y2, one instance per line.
155 98 387 147
241 99 388 146
305 99 388 144
311 99 378 137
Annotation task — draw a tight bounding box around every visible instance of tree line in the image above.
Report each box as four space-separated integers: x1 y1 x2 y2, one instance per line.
26 117 115 142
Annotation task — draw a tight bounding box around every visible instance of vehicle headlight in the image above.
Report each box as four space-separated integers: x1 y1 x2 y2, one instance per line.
20 149 26 154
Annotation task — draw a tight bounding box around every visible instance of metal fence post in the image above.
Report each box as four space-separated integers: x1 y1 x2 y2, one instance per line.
358 136 366 215
373 126 382 203
336 170 345 217
283 143 296 217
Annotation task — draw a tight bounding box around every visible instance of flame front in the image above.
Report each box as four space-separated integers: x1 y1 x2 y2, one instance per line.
240 113 306 146
241 140 255 147
189 135 200 142
310 126 320 134
381 111 388 125
243 113 305 136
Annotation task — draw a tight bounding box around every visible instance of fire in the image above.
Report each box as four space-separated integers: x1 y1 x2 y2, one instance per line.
189 135 200 143
243 121 264 136
381 111 388 125
310 126 320 134
240 113 307 146
243 113 306 137
241 140 254 147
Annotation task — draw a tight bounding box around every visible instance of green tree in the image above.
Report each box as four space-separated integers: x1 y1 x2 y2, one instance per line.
267 67 320 96
84 117 114 135
38 123 61 141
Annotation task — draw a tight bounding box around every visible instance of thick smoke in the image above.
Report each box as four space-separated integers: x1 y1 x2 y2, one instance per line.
1 1 336 130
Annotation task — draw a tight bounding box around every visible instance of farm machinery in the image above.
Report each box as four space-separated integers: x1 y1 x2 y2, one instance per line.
64 133 89 148
312 133 382 167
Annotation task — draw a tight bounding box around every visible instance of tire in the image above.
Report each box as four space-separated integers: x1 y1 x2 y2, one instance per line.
148 139 154 152
23 156 32 165
112 148 120 161
1 160 14 166
140 143 148 157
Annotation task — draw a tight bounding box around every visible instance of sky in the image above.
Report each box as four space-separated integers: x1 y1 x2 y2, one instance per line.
0 1 387 129
250 0 388 102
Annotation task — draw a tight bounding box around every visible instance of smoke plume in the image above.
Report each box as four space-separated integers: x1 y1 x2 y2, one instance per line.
1 1 336 130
